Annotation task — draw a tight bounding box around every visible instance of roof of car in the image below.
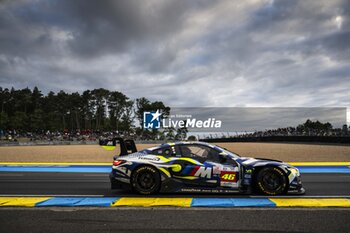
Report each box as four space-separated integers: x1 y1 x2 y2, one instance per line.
160 141 213 148
142 140 240 158
142 141 213 152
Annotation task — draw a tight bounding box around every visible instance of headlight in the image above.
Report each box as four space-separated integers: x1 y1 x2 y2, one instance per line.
289 167 300 176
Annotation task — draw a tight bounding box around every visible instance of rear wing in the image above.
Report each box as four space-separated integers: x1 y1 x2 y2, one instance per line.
99 137 137 156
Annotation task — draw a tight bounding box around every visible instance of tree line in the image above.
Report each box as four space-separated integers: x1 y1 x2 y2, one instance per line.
0 87 170 135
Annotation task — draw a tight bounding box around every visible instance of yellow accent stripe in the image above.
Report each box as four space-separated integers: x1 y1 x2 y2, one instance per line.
173 175 199 180
288 162 350 166
0 197 51 207
171 157 202 165
112 198 192 207
270 198 350 207
101 146 116 151
0 162 111 166
158 167 171 177
171 164 182 172
156 156 171 162
288 173 293 181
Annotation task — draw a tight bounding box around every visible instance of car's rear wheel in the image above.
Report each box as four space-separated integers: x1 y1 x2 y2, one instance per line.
255 167 288 195
131 166 160 195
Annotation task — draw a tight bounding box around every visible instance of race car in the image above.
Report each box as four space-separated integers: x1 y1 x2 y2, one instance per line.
104 138 305 195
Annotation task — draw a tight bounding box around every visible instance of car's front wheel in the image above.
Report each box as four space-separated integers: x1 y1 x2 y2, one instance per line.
131 166 160 195
255 167 288 195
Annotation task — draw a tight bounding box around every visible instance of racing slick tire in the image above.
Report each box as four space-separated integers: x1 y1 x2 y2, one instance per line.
255 167 288 195
131 166 161 195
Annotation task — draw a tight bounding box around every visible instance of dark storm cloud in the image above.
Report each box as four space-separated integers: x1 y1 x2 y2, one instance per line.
0 0 349 114
63 1 187 57
30 0 213 59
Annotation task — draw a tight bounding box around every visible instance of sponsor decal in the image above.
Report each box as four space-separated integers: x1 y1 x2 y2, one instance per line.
273 167 284 175
220 181 238 188
213 165 237 175
220 171 237 182
258 182 277 195
136 156 160 161
180 188 239 193
194 166 212 178
213 165 222 175
181 166 213 179
136 166 157 173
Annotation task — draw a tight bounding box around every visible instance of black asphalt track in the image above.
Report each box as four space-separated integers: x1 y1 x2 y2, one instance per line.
0 172 349 196
0 207 349 233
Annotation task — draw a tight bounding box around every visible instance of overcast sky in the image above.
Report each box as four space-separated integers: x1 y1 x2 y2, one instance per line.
0 0 349 109
170 107 347 131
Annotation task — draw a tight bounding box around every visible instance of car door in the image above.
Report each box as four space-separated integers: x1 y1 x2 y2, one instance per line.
168 144 218 187
213 152 240 189
174 144 240 189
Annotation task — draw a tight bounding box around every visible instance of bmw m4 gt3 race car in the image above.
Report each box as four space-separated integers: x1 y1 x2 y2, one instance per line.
104 138 305 195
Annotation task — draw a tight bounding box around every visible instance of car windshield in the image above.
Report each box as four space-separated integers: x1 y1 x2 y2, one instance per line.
215 145 241 158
